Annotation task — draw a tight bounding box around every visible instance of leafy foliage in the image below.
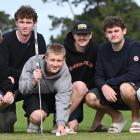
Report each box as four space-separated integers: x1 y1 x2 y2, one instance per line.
44 0 140 44
0 11 15 34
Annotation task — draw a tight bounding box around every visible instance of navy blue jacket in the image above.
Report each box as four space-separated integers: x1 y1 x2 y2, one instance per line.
95 39 140 89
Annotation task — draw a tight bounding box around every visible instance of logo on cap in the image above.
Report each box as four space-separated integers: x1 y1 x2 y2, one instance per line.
78 24 87 30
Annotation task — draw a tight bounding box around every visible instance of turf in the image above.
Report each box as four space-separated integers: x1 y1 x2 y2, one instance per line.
0 101 140 140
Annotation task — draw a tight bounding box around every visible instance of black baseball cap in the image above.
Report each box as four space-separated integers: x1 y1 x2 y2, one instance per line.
72 21 92 34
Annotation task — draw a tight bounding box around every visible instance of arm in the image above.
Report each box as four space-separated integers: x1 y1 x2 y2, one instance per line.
55 68 72 128
19 56 38 94
0 35 21 82
94 47 106 89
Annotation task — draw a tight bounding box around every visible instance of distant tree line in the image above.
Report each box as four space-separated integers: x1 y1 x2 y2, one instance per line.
1 0 140 44
42 0 140 44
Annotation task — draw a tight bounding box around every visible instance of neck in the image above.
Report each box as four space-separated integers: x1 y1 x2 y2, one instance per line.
16 30 31 43
112 38 125 51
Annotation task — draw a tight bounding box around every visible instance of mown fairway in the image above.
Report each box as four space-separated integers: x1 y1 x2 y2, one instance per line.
0 101 140 140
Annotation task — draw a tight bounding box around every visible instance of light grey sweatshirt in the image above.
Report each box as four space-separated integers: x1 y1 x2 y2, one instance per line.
19 55 72 126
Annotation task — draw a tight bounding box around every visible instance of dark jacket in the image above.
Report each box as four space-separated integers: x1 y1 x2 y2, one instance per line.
0 30 46 93
64 32 98 89
95 38 140 89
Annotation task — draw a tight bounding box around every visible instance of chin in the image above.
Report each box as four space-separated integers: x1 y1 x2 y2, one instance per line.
51 70 59 74
79 43 88 47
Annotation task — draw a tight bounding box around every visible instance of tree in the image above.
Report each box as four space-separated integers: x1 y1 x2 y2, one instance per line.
0 11 15 34
42 0 140 44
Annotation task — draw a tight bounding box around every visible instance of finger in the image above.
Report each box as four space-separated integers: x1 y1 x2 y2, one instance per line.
109 94 117 102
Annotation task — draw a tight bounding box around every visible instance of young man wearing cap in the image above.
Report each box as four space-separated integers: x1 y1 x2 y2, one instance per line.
19 44 72 135
85 16 140 133
0 5 46 132
63 21 107 132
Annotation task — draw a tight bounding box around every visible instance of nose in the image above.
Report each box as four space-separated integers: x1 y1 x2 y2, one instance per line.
53 61 58 67
111 31 116 36
22 22 28 27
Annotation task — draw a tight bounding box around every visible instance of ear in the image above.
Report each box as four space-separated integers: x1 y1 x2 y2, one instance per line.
90 33 93 39
15 21 18 26
105 32 108 38
123 28 127 35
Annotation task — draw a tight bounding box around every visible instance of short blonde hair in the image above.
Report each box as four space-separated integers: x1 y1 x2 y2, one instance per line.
45 43 66 57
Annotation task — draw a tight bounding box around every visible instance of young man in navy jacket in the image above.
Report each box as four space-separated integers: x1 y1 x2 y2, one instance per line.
86 16 140 133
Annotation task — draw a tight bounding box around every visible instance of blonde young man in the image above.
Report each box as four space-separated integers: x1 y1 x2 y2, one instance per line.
19 44 72 135
86 16 140 133
0 5 46 132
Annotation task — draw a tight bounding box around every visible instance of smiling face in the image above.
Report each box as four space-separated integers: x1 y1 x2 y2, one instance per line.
73 32 92 52
45 53 65 76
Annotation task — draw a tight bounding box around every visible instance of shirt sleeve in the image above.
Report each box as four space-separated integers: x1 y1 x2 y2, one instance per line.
19 57 36 94
55 69 72 126
94 46 107 89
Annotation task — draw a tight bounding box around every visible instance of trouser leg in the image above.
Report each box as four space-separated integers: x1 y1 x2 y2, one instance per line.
0 103 17 133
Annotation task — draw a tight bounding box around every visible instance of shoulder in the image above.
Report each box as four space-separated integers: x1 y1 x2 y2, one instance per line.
37 32 45 40
2 30 16 41
98 42 111 52
60 62 70 76
125 39 140 48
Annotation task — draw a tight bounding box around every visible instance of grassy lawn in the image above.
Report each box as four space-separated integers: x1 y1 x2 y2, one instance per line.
0 101 140 140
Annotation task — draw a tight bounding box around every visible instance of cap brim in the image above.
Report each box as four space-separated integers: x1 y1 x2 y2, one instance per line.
72 29 91 34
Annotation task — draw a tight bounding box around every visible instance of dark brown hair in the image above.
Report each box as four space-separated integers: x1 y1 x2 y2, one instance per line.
14 5 38 22
103 16 126 32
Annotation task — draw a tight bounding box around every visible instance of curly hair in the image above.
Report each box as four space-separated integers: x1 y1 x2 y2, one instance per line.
14 5 38 22
103 16 126 32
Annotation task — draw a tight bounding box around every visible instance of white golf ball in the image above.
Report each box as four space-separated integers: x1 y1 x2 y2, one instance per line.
56 132 61 136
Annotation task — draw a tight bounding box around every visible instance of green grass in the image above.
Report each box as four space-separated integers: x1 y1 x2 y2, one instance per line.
0 101 140 140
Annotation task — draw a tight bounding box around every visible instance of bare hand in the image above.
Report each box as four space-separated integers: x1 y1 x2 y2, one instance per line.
33 68 42 81
56 125 67 136
3 91 14 105
101 84 117 102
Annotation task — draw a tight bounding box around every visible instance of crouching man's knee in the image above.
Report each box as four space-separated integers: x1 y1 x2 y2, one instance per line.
85 92 99 108
120 83 136 98
30 110 47 125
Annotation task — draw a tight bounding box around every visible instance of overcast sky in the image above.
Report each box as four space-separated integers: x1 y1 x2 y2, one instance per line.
0 0 140 44
0 0 84 44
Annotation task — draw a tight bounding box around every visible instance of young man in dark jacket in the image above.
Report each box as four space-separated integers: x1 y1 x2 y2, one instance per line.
0 5 46 132
64 21 107 132
86 16 140 133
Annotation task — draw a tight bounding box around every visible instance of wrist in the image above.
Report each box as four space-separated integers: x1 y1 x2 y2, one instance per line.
101 84 108 90
32 79 38 87
58 124 65 130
